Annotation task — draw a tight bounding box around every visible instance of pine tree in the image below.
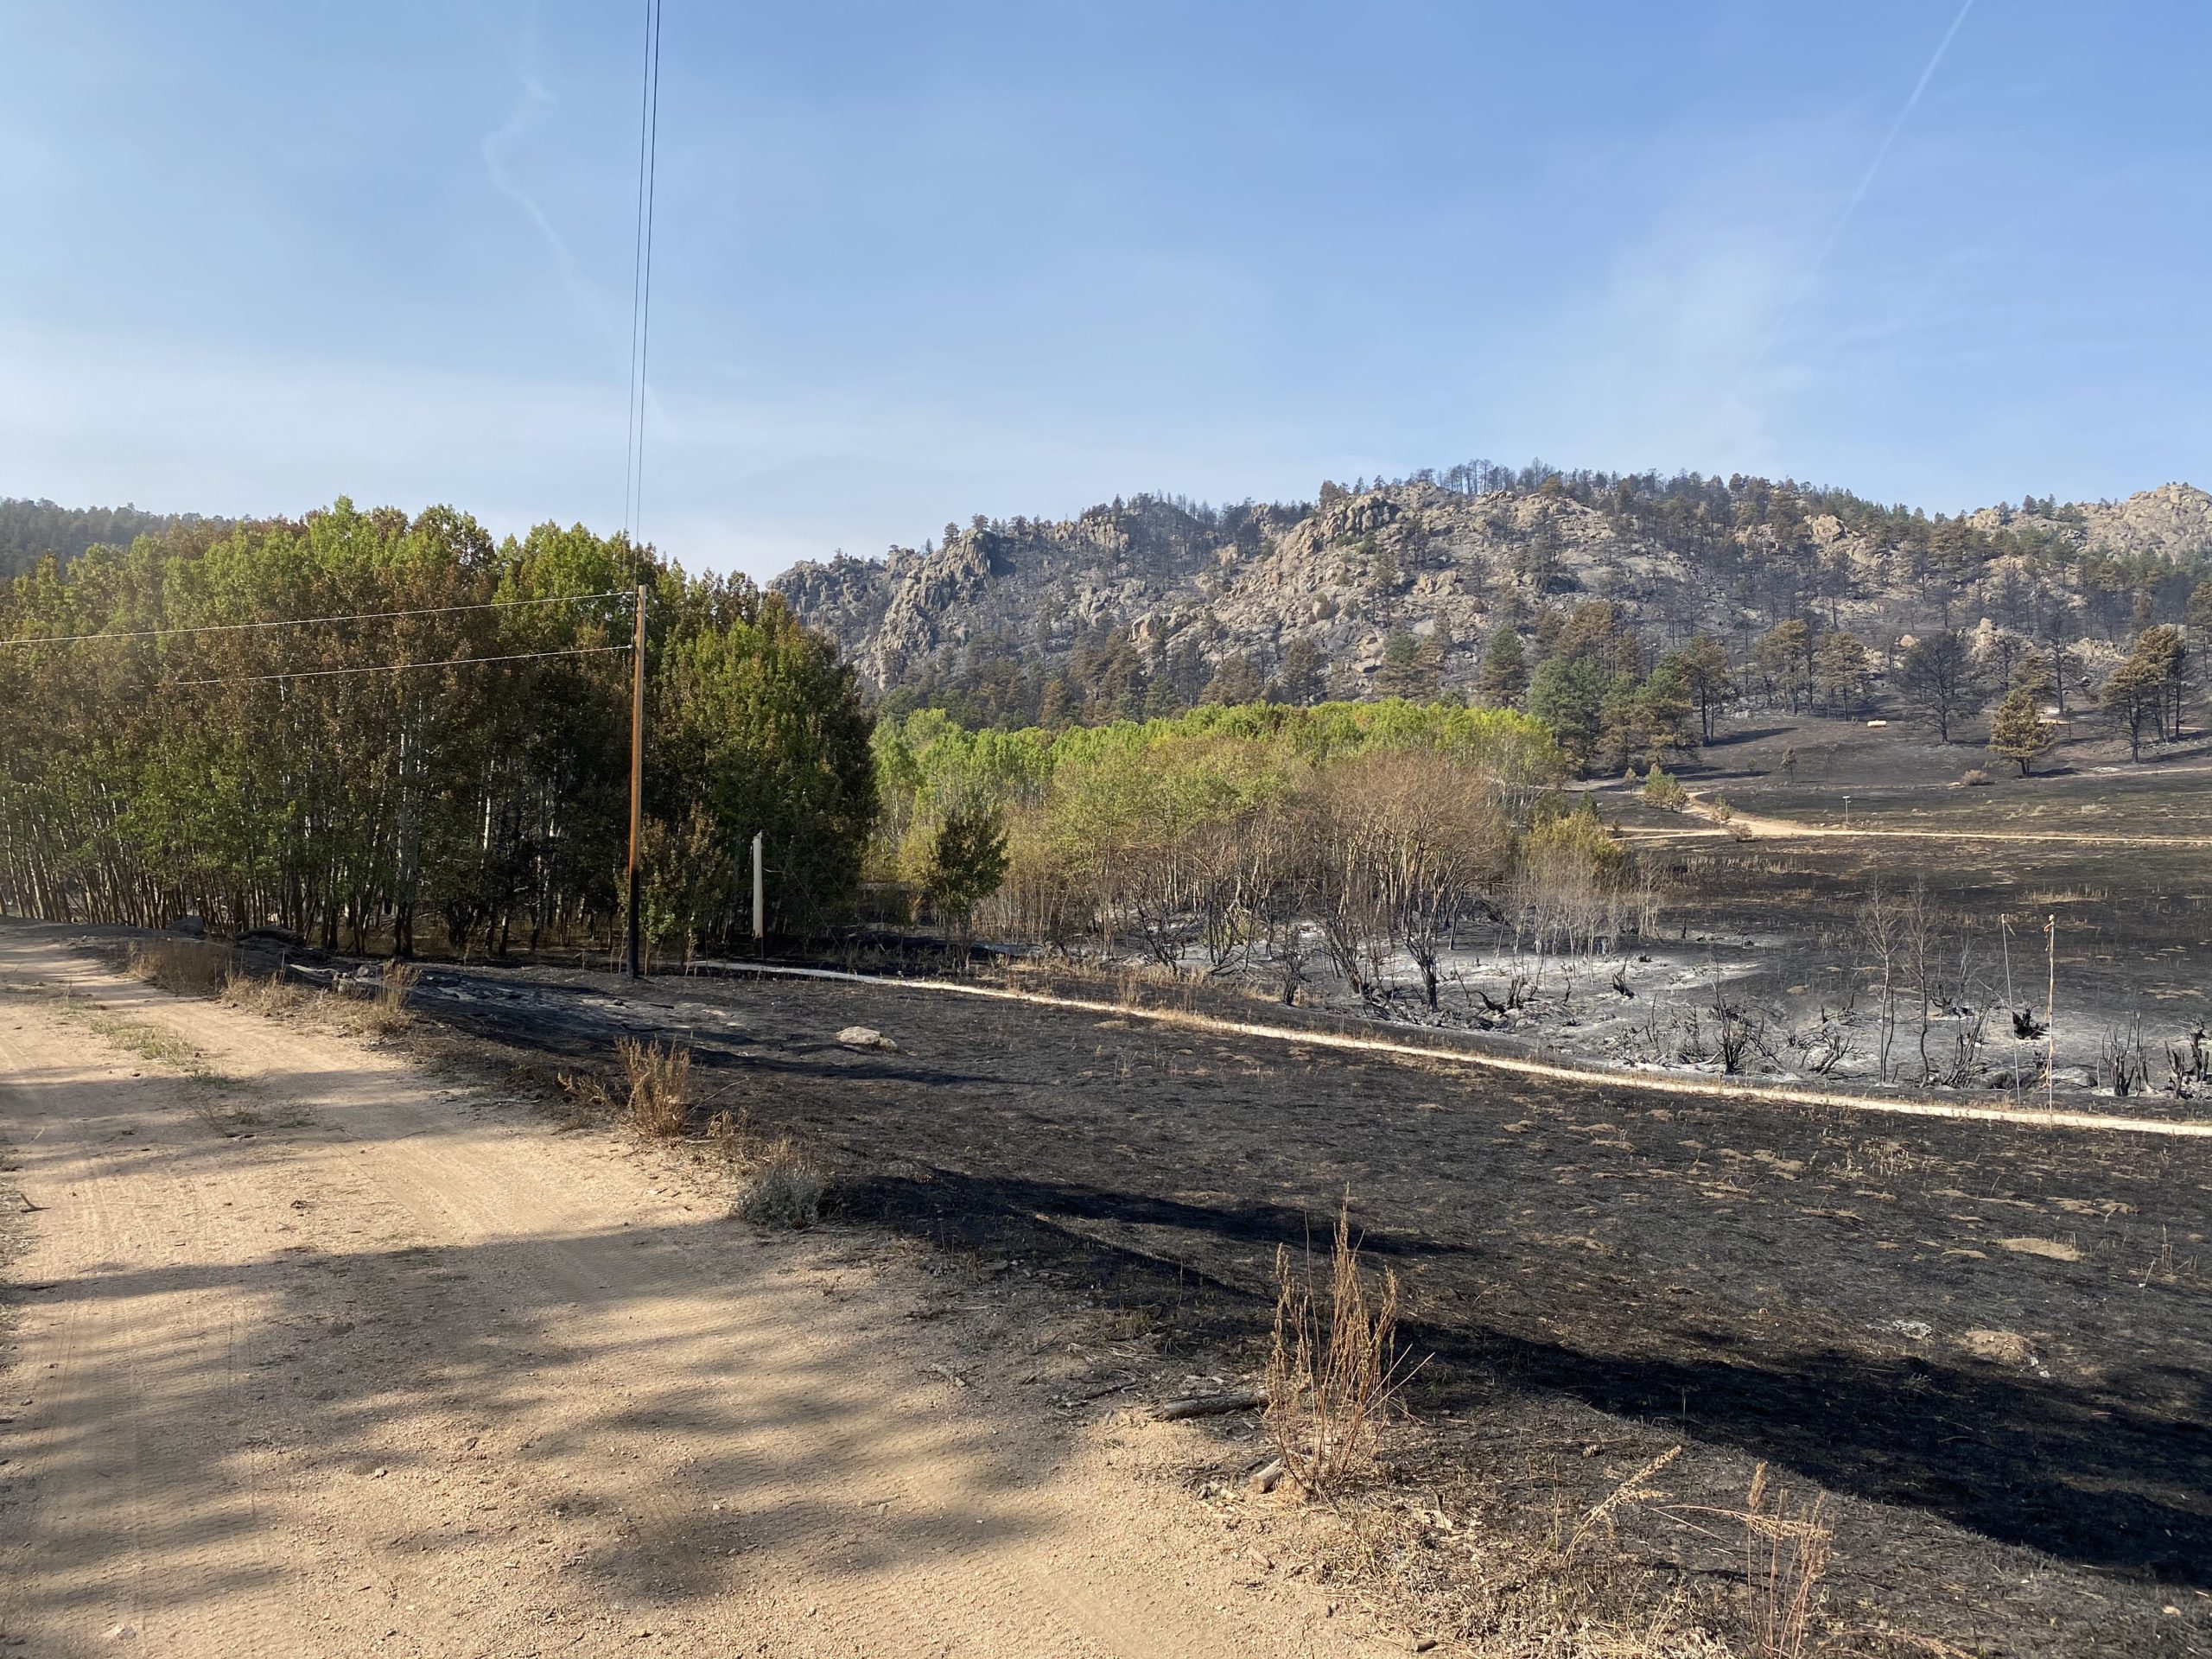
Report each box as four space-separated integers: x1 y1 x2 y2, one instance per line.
1200 653 1266 705
1373 632 1441 701
1986 688 2057 775
1898 632 1976 741
2099 658 2163 760
1269 635 1326 706
1476 627 1528 706
1664 635 1734 741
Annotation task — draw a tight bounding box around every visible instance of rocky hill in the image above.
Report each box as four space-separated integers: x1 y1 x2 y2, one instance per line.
772 471 2212 715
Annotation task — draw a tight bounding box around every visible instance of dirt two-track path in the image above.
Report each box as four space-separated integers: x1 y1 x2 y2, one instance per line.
0 933 1374 1659
1663 790 2212 848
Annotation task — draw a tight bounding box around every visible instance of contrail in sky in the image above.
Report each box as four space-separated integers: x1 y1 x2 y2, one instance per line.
1740 0 1977 385
482 27 614 339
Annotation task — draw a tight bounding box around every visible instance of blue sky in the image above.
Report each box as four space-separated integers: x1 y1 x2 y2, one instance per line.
3 2 2207 579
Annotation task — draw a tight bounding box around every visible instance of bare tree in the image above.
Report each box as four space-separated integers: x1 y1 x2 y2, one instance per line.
1901 882 1936 1081
1856 886 1904 1080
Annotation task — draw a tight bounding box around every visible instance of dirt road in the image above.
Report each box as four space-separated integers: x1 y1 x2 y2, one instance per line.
0 933 1373 1659
1669 791 2212 848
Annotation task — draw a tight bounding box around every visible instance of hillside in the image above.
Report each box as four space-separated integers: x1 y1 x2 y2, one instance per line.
0 498 236 581
772 469 2212 722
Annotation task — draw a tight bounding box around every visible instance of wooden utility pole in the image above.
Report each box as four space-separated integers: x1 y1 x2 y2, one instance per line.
626 583 646 979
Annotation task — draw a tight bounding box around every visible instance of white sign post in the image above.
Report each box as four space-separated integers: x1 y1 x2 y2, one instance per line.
752 832 765 942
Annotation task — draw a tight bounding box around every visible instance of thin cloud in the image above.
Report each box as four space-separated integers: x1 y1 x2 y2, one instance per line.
480 24 613 337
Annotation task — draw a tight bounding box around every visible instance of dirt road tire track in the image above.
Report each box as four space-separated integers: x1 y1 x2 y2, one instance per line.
0 936 1373 1658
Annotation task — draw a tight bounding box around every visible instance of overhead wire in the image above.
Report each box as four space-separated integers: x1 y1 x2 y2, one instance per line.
163 644 635 689
622 0 665 549
0 589 632 650
10 13 668 693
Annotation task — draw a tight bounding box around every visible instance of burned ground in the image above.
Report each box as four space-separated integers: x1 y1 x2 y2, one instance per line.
1593 716 2212 1106
365 953 2212 1656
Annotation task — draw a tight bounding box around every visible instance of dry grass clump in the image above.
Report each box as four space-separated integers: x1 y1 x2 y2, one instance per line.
1740 1465 1832 1658
1264 1197 1421 1496
733 1137 826 1228
379 959 421 1008
208 957 419 1037
563 1046 829 1221
705 1106 828 1227
569 1036 696 1137
219 969 313 1018
1653 1461 1833 1656
706 1106 751 1169
340 959 421 1036
127 937 237 996
560 1038 693 1135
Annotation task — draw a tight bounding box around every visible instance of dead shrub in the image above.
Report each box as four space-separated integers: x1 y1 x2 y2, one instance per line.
1264 1197 1421 1497
619 1036 691 1138
128 937 237 996
2102 1020 2152 1096
734 1137 825 1227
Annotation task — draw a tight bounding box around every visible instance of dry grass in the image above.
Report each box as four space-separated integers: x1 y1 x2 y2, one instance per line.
619 1036 691 1137
127 937 238 996
208 957 421 1039
562 1038 693 1137
1268 1421 1737 1659
1740 1464 1833 1659
1264 1197 1420 1497
733 1137 826 1228
705 1106 752 1168
1656 1462 1834 1657
53 995 222 1081
332 959 421 1037
219 970 311 1018
378 959 421 1010
1565 1444 1682 1562
702 1104 828 1226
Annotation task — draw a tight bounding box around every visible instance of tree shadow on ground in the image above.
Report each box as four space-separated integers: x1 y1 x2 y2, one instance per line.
8 1207 1058 1634
842 1164 2212 1586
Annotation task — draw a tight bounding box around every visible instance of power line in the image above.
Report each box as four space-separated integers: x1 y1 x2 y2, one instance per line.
622 0 665 549
0 590 632 650
621 0 651 538
164 644 634 689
